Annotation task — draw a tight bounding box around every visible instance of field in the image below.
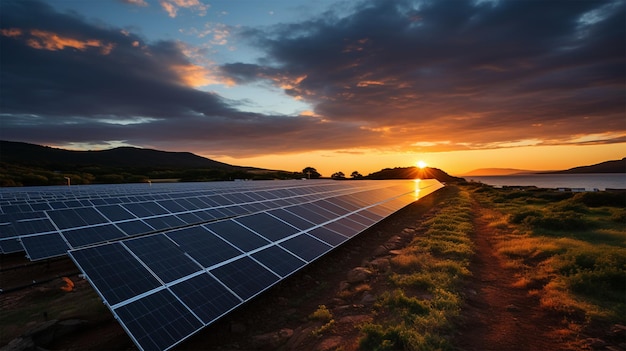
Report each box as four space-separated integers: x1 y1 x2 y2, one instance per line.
1 184 625 350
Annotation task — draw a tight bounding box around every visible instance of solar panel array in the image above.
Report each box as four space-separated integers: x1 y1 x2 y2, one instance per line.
67 179 441 351
0 180 428 260
1 179 443 351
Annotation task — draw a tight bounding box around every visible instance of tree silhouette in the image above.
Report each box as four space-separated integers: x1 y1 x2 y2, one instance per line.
302 167 321 179
350 171 363 179
331 171 345 179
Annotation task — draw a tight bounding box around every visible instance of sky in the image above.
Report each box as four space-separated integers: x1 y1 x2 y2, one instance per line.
1 0 625 176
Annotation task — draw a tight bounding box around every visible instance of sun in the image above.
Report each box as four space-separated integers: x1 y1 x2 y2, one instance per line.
417 160 427 169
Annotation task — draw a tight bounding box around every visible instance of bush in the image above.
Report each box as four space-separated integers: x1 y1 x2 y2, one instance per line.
575 192 626 207
558 247 626 300
523 211 593 231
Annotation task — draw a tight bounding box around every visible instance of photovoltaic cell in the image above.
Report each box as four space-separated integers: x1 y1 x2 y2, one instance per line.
209 256 280 300
170 273 241 324
167 226 241 268
251 245 306 277
204 220 269 252
234 212 298 241
115 220 154 236
21 233 69 260
114 289 203 351
266 208 315 230
306 227 349 247
0 238 24 253
62 224 126 247
69 243 161 305
280 234 333 262
97 205 136 221
124 234 201 283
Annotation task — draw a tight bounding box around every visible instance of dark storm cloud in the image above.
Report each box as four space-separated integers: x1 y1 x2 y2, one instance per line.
0 0 361 155
224 0 626 150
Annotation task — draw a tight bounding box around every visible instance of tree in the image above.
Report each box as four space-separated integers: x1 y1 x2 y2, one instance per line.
302 167 321 179
350 171 363 179
331 171 345 179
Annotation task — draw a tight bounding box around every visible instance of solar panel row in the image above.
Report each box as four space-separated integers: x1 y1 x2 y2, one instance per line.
69 179 443 351
1 181 397 258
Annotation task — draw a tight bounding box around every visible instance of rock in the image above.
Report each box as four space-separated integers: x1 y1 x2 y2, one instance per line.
346 267 373 284
315 336 343 351
384 236 403 249
401 228 416 235
251 328 293 349
338 281 350 292
338 314 372 325
360 293 377 305
285 326 315 349
372 245 388 257
368 258 390 272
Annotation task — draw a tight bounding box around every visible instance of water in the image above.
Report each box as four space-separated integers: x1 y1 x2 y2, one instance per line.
465 173 626 191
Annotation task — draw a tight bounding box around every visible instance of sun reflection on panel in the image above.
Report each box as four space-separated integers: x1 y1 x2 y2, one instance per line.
414 178 421 199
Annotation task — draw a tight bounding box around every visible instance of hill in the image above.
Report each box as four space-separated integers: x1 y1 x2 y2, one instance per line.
0 141 296 186
0 140 243 171
366 166 465 183
543 157 626 174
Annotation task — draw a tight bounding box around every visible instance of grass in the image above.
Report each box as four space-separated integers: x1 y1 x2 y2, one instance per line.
359 186 473 351
469 183 626 322
361 183 625 350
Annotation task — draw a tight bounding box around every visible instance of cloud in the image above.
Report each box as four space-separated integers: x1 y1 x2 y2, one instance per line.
2 28 115 54
1 0 624 159
121 0 149 6
160 0 208 18
224 0 625 152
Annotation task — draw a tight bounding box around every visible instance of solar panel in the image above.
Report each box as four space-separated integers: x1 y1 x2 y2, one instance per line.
3 179 423 260
2 179 443 351
64 179 443 351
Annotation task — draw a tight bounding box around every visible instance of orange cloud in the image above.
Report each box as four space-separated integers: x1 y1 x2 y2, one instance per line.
160 0 208 18
4 28 115 55
171 63 235 87
1 28 22 37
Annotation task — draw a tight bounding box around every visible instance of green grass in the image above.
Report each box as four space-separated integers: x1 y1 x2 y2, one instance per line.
470 184 626 322
359 186 473 351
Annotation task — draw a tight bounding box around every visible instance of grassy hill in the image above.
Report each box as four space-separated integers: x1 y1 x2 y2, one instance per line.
0 141 296 186
545 157 626 174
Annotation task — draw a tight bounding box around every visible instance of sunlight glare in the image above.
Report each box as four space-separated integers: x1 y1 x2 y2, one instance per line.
413 178 421 199
417 160 427 169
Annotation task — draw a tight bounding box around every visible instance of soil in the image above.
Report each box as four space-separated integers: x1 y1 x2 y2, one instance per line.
0 187 608 351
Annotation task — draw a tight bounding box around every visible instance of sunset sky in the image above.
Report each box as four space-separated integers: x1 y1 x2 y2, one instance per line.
1 0 624 176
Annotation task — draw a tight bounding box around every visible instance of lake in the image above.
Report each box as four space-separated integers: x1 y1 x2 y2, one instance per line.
464 173 626 191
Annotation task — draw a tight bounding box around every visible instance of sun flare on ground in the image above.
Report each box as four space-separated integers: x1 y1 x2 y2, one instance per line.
417 160 427 169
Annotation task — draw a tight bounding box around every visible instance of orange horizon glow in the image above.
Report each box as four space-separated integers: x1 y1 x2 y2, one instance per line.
208 142 626 178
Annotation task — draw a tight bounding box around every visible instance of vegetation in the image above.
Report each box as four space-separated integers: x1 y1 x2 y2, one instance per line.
360 186 473 350
468 184 626 322
359 184 625 350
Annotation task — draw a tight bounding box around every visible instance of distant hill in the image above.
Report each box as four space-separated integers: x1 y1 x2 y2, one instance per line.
366 166 465 183
0 141 294 186
0 140 252 171
460 168 535 176
543 157 626 174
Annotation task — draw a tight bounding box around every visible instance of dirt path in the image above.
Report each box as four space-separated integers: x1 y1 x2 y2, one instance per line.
454 202 583 351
